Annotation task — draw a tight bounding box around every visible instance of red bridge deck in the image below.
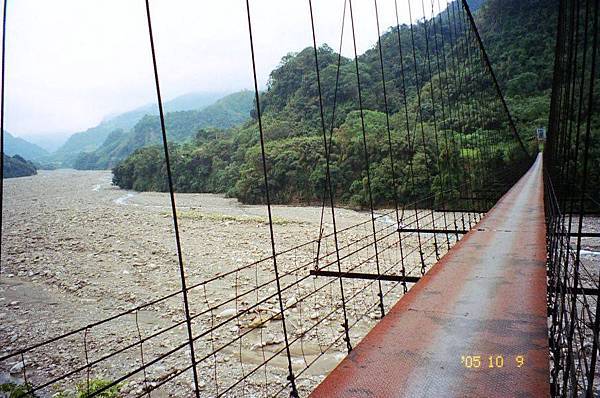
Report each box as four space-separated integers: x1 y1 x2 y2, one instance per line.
311 155 549 397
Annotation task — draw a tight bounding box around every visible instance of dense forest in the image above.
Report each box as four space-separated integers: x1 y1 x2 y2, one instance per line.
3 154 37 179
112 0 598 208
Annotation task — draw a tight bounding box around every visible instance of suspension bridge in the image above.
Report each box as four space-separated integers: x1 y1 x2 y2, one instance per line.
0 0 598 397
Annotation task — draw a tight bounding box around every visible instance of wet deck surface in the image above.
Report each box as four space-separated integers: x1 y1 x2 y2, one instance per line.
310 155 549 397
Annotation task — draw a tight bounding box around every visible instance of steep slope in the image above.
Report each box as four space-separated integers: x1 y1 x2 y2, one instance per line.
52 91 226 166
476 0 557 92
260 0 492 134
4 131 49 161
74 91 254 170
475 0 559 133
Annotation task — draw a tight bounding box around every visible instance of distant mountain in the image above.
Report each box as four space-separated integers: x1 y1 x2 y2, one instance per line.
3 154 37 178
4 131 49 161
162 92 227 113
73 90 254 170
51 109 151 165
52 91 227 166
21 133 71 153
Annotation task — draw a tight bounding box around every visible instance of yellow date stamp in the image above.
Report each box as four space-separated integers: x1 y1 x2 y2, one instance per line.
460 355 525 369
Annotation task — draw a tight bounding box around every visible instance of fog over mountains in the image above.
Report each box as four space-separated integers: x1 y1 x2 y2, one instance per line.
4 90 251 168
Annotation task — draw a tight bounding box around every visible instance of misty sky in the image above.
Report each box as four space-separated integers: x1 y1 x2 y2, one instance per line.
2 0 435 141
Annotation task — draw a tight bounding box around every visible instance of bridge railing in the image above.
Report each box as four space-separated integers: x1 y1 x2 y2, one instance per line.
545 0 599 396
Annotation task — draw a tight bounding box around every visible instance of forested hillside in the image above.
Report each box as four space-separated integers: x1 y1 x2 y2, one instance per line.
73 91 254 170
114 0 579 207
476 0 559 137
3 154 37 178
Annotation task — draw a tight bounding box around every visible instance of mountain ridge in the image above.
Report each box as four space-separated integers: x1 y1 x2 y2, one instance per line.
73 90 255 170
51 91 229 166
4 131 49 161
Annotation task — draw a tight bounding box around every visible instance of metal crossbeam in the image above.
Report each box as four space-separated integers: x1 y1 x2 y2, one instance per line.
555 232 600 238
399 228 468 235
434 208 487 213
548 286 600 296
310 270 421 283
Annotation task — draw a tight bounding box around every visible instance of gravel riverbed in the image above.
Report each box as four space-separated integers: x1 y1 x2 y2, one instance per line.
1 170 451 397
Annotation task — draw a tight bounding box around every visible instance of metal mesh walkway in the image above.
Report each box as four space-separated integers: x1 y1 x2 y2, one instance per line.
311 154 549 397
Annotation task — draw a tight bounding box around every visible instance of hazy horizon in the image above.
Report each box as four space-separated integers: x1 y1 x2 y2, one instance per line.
11 89 233 152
